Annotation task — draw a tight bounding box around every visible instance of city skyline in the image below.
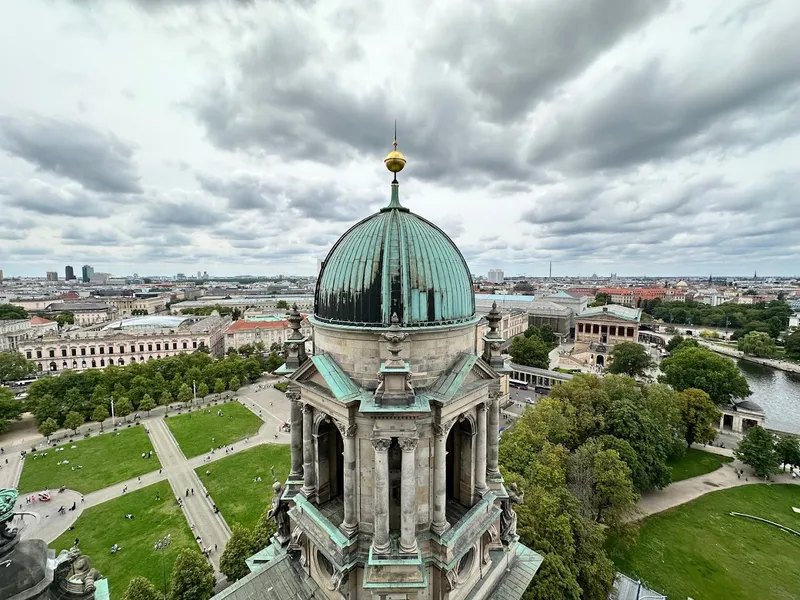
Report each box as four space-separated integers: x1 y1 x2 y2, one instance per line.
1 0 799 277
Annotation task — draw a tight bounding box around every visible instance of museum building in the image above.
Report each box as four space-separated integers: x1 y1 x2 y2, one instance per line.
217 140 541 599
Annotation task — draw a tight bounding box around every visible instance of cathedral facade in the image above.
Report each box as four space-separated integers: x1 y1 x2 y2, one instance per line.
219 141 541 600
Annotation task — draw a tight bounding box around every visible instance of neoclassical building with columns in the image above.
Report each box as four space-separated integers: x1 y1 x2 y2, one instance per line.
218 143 540 600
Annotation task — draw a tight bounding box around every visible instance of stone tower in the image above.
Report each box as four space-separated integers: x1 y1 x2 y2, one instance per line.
220 138 541 600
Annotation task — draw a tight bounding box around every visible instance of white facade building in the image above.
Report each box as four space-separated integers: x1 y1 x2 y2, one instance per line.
487 268 504 284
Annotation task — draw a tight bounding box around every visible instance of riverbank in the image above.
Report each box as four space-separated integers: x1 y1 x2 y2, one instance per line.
699 340 800 374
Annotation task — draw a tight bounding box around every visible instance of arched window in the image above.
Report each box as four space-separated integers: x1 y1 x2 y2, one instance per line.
118 359 125 366
72 360 78 369
109 358 114 365
81 360 87 369
131 357 136 363
100 359 105 367
91 360 96 368
49 362 57 372
62 361 67 370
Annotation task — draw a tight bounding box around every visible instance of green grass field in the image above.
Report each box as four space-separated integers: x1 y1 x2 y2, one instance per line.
18 426 160 494
197 444 290 530
608 485 800 600
165 401 263 459
667 448 733 483
52 480 196 597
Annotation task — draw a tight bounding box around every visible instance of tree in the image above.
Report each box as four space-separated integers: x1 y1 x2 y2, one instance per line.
264 352 283 373
734 426 779 478
197 382 209 400
607 342 653 379
0 304 28 320
219 524 257 582
229 376 240 392
214 379 225 398
673 338 700 353
64 410 84 434
737 331 777 358
139 394 156 414
785 329 800 358
92 404 109 432
230 307 242 321
122 575 161 600
509 335 550 369
275 300 289 309
160 390 173 406
0 351 37 383
524 553 581 600
676 388 720 448
38 417 58 440
177 383 193 406
55 312 75 327
116 397 133 422
197 341 210 354
659 347 750 405
168 548 215 600
0 387 23 432
775 434 800 471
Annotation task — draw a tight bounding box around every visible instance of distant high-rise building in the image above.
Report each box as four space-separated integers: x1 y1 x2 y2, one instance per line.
487 268 504 284
203 271 208 279
46 271 58 281
81 264 94 283
316 258 323 277
65 265 75 280
197 270 202 279
0 269 4 282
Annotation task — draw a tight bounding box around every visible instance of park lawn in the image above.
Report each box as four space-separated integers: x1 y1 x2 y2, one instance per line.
18 425 160 494
197 443 290 530
165 400 263 459
667 448 733 483
607 485 800 600
52 480 195 597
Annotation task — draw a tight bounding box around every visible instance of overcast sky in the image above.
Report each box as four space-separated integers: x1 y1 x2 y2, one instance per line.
1 0 799 279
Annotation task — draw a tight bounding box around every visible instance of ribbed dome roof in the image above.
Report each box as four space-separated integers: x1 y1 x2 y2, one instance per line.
314 185 475 327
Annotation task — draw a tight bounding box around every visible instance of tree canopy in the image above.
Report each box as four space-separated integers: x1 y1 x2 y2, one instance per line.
645 299 792 338
734 426 779 478
122 576 161 600
500 373 688 599
0 351 37 383
785 329 800 358
168 549 215 600
0 304 28 320
607 342 653 379
737 331 777 358
0 386 23 432
659 346 750 405
675 388 720 448
220 524 257 583
510 335 551 369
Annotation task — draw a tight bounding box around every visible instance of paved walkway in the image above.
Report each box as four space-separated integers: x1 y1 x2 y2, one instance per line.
635 452 800 520
4 379 291 575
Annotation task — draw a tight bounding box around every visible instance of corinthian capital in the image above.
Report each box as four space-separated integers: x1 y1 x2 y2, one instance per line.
335 420 357 438
476 402 488 413
433 418 456 438
286 390 301 403
400 438 418 452
372 438 391 452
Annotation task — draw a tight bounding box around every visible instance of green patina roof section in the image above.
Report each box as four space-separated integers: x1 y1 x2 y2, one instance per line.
314 184 475 327
93 579 110 600
440 491 499 547
290 494 350 547
359 391 431 413
430 353 478 399
310 355 361 401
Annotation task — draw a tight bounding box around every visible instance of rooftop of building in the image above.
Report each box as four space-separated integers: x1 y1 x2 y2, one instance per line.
577 305 642 322
101 315 194 331
29 316 55 325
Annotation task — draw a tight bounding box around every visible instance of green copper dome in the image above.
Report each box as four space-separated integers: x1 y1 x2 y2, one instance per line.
314 183 475 327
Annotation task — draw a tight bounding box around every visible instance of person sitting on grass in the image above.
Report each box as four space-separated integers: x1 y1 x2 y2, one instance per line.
124 513 134 519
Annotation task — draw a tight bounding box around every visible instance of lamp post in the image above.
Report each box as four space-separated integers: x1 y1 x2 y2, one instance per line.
110 396 116 428
154 534 171 599
192 380 197 406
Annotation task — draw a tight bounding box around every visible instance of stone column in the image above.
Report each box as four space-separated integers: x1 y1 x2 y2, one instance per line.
372 438 392 554
399 438 418 553
487 393 501 480
475 403 488 495
431 420 453 535
288 392 303 480
301 404 315 498
337 422 358 537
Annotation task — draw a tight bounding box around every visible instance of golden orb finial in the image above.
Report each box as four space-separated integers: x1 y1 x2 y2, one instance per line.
384 127 406 175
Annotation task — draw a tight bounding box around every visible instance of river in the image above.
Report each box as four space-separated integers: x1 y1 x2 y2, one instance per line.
737 360 800 435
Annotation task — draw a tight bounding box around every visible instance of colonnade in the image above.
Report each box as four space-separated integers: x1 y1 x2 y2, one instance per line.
287 392 502 552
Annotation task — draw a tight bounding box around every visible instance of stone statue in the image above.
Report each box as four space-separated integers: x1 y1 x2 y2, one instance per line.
52 543 102 597
501 483 524 541
0 488 19 547
268 481 290 544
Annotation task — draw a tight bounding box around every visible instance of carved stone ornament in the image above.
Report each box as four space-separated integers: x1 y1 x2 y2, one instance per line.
334 421 357 438
400 438 418 452
372 438 392 452
445 568 459 592
490 342 501 352
477 402 488 413
286 303 305 340
302 403 314 415
286 390 301 403
433 418 456 437
488 389 502 401
381 312 410 368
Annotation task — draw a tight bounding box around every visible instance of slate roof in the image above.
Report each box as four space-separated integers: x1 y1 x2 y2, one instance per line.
212 553 319 600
